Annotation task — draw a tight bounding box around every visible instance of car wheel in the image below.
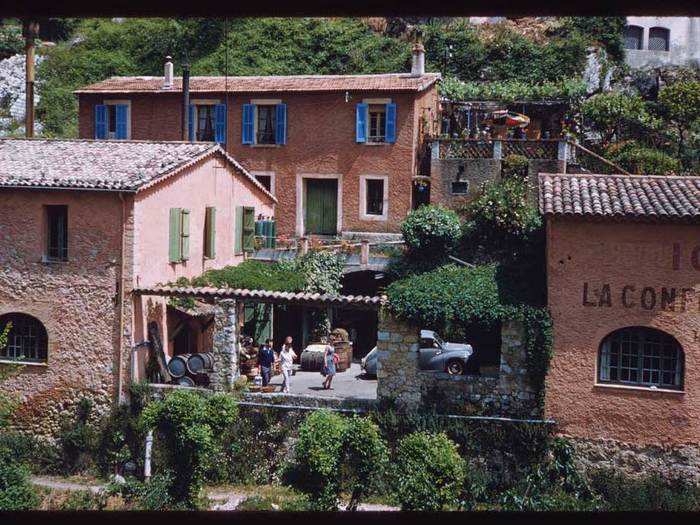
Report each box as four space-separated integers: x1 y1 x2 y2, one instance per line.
446 359 465 375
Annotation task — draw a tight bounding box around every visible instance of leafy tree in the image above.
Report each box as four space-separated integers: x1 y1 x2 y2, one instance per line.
658 80 700 158
391 431 466 511
343 416 389 511
284 410 347 510
605 141 682 175
561 17 626 62
581 92 654 147
401 205 462 255
141 390 238 508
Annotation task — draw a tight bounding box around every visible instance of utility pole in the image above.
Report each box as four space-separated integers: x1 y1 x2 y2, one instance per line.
22 19 39 138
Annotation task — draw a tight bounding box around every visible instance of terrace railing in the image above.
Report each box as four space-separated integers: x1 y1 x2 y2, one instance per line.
567 141 631 175
503 139 559 159
434 138 562 160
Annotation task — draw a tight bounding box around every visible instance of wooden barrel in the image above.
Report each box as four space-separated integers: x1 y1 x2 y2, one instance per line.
177 375 195 387
168 354 191 378
187 353 214 375
300 351 324 371
193 373 210 387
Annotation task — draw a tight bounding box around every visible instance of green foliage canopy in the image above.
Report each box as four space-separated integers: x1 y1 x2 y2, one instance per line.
391 431 466 511
401 205 462 255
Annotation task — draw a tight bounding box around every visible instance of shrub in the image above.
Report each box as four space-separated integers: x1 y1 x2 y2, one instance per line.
589 468 700 511
658 80 700 157
57 398 99 475
283 410 347 510
189 259 306 292
401 205 462 255
57 490 107 511
107 472 181 510
236 493 311 511
141 390 238 508
0 447 39 511
606 142 682 175
0 24 22 59
581 91 653 146
501 154 529 179
461 177 541 252
391 431 465 511
343 416 389 511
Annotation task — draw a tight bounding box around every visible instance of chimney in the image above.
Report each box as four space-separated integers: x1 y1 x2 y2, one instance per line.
182 62 191 141
410 28 425 76
163 55 174 89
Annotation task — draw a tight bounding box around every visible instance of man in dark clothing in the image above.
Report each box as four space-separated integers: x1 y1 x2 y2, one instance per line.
258 339 276 387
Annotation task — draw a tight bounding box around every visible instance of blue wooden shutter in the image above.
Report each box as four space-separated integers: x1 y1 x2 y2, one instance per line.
214 104 227 144
188 105 196 142
242 104 255 144
356 103 367 143
385 103 397 144
275 103 287 145
94 105 107 139
115 104 128 139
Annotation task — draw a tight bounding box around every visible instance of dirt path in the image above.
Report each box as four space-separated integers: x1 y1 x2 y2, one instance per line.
31 476 106 494
31 476 399 511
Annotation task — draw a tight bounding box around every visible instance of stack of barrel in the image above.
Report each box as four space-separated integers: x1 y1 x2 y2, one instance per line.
331 328 352 373
167 352 214 387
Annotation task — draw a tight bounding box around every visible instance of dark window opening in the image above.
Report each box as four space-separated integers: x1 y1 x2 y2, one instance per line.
197 105 215 142
598 327 683 390
623 25 644 50
46 205 68 261
451 181 469 195
648 27 670 51
0 313 48 363
257 105 276 144
108 106 117 135
368 105 386 143
366 179 384 216
255 175 272 193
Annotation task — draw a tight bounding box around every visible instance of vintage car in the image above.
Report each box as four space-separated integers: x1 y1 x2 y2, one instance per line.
361 329 476 377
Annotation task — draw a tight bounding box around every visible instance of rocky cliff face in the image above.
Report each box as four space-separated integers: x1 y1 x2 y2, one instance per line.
0 53 45 137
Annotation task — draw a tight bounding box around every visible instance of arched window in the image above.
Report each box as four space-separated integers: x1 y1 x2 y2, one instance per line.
0 313 48 363
598 327 683 390
623 25 644 50
648 27 670 51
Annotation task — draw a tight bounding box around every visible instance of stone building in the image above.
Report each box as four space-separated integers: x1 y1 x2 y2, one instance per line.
0 138 275 436
73 52 440 241
624 17 700 69
540 172 700 476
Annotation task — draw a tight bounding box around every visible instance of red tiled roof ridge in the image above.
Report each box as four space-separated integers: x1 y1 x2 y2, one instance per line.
538 172 698 182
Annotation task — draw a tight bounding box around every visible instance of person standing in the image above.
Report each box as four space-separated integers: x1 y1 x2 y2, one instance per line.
279 336 297 394
321 340 337 390
258 339 275 387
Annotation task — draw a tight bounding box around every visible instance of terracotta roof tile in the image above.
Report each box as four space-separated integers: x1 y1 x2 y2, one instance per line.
74 73 441 94
0 139 276 202
539 173 700 222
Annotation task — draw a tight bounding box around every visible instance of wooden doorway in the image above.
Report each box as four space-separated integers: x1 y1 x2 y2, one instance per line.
305 178 338 235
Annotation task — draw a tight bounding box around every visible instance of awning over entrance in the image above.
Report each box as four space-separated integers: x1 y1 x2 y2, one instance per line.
134 285 386 311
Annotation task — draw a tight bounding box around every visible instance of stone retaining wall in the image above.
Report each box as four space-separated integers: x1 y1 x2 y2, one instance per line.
569 437 700 483
376 309 538 416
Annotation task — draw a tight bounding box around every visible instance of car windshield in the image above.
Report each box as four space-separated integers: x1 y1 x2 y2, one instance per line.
432 333 445 348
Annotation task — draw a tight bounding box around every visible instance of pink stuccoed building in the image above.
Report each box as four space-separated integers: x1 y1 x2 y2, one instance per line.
0 138 275 436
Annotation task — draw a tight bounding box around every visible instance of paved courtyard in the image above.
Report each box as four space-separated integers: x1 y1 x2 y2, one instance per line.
267 363 377 399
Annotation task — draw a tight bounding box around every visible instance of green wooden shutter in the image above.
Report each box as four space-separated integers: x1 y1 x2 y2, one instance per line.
180 209 190 261
204 207 216 258
234 206 244 255
243 207 255 252
169 208 182 262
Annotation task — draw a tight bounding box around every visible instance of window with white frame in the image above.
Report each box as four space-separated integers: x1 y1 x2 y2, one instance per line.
598 327 683 390
196 105 216 141
360 176 388 220
256 105 276 145
253 172 275 195
368 105 386 143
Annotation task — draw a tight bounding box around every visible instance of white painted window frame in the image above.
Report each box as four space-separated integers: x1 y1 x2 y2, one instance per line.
251 171 275 196
104 99 132 140
190 98 221 142
359 175 389 221
251 98 282 146
295 173 343 237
